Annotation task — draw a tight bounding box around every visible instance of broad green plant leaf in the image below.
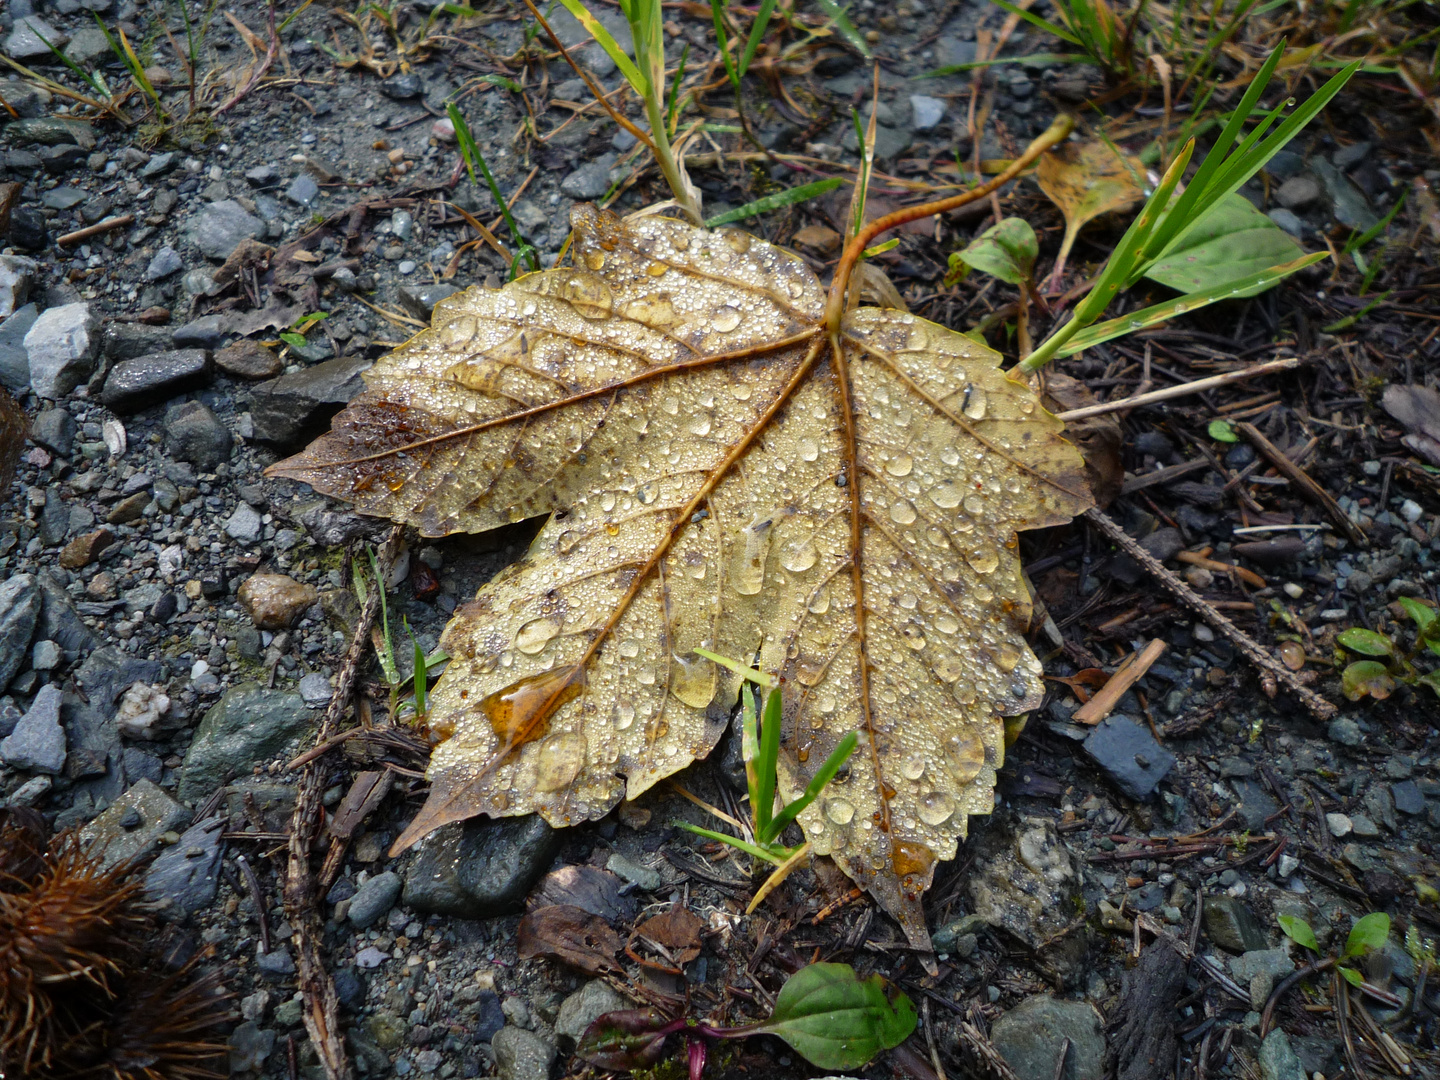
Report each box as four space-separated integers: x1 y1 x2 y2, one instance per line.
1336 628 1394 657
556 0 648 93
1338 965 1365 987
1143 194 1303 297
266 206 1092 952
1037 139 1145 289
577 1009 674 1070
752 963 916 1069
947 217 1037 287
1398 598 1437 635
1345 912 1391 958
1419 671 1440 697
1277 914 1319 953
1341 660 1395 701
1208 420 1238 443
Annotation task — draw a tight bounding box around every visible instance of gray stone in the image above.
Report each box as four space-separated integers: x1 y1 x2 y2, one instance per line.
6 117 95 149
0 684 66 773
990 995 1105 1080
967 816 1080 951
1204 895 1268 953
561 154 619 200
403 813 560 918
229 1021 276 1073
1275 175 1321 209
0 82 50 117
1231 779 1280 832
1327 717 1363 746
24 301 98 399
35 573 98 662
555 981 627 1048
164 400 232 470
605 852 660 890
1267 208 1305 238
101 349 211 412
936 36 976 69
0 304 41 392
140 151 176 178
249 354 373 446
1231 947 1294 984
63 25 111 64
145 245 185 281
145 816 224 917
188 199 264 260
842 123 912 161
1392 780 1425 815
79 778 191 869
398 283 462 321
0 255 37 319
909 94 946 131
492 1026 556 1080
0 574 41 689
1311 158 1379 232
1083 714 1175 801
286 174 320 206
545 3 630 76
1350 813 1380 838
224 503 263 543
349 870 403 928
177 684 312 802
1333 141 1372 169
256 946 296 976
1258 1028 1306 1080
5 17 68 60
30 407 75 456
245 164 279 188
297 671 332 706
41 187 86 210
30 639 61 670
172 314 226 349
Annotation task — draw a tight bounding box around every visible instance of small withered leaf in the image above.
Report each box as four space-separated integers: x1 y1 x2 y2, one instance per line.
267 205 1092 953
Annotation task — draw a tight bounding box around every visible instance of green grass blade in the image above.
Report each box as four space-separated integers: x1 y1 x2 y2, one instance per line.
666 41 690 134
367 548 400 686
1343 187 1406 254
985 0 1084 46
677 823 788 865
753 685 783 840
739 0 778 78
1056 252 1327 356
814 0 872 59
704 177 844 227
447 103 540 272
33 23 107 97
693 646 774 686
917 53 1090 77
709 0 739 87
764 731 858 841
556 0 649 93
1321 290 1389 332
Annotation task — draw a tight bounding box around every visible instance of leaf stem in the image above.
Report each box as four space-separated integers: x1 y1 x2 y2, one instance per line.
823 114 1074 336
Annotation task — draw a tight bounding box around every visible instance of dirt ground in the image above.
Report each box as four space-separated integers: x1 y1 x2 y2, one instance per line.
1 0 1439 1078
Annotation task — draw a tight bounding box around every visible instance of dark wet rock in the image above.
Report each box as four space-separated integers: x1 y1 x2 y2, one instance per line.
30 407 75 456
249 354 373 445
188 199 264 259
172 314 226 349
333 967 365 1011
177 684 312 802
4 118 93 149
1392 780 1425 816
1204 895 1268 953
381 72 423 99
0 574 41 688
1232 948 1294 984
348 870 403 929
561 155 618 200
0 684 66 773
101 349 211 412
35 573 98 662
79 778 191 869
146 817 224 918
403 813 559 918
990 995 1105 1080
104 320 173 360
1231 779 1280 832
967 816 1082 958
398 282 462 320
256 946 296 976
1311 158 1378 231
1327 717 1364 747
474 992 506 1041
0 303 40 391
75 646 163 722
9 207 48 250
229 1021 276 1073
1083 715 1175 801
164 400 233 470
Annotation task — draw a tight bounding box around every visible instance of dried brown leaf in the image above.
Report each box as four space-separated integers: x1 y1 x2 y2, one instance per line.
267 206 1092 951
517 904 622 975
634 903 704 963
1037 141 1145 291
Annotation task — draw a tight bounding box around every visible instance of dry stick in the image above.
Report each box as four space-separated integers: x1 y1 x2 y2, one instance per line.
1236 421 1368 546
284 526 400 1080
56 214 135 245
1083 506 1337 721
1072 638 1167 724
1053 357 1302 422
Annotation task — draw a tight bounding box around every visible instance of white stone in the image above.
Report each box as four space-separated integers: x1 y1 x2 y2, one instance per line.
117 682 170 739
23 302 98 399
1400 499 1423 523
5 17 69 61
909 94 946 131
0 255 37 319
1282 582 1304 599
1325 812 1352 838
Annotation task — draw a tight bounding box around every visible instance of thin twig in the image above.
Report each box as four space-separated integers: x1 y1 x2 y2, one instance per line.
1083 507 1337 721
235 854 271 955
1054 358 1302 421
1236 421 1367 545
56 214 135 245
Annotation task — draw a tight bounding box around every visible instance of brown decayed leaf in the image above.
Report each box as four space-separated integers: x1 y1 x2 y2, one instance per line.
517 904 622 975
267 205 1092 952
0 388 25 493
1037 140 1145 290
634 903 705 964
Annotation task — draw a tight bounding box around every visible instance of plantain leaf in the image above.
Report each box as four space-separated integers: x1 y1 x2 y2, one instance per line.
1336 628 1394 657
1143 194 1304 297
752 963 917 1069
947 217 1037 287
1277 914 1319 953
1344 912 1391 958
1341 660 1395 701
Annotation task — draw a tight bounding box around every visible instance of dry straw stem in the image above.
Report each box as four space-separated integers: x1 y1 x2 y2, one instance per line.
1083 506 1337 721
1053 356 1301 422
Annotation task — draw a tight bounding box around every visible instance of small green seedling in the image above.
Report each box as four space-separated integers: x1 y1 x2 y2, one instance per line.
678 649 857 913
1279 910 1392 988
1335 598 1440 702
1208 419 1239 443
279 310 329 349
447 102 540 277
356 548 449 723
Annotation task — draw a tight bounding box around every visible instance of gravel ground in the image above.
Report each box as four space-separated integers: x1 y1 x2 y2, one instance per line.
2 0 1439 1078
